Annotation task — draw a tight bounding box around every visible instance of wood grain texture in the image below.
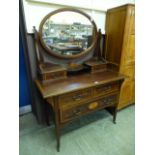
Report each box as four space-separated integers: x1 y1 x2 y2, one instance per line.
35 70 124 98
35 70 124 151
60 93 118 123
33 6 130 151
118 78 134 109
105 6 126 65
105 4 135 109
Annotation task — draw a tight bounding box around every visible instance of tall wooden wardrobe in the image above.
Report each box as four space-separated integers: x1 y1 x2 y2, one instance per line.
105 4 135 109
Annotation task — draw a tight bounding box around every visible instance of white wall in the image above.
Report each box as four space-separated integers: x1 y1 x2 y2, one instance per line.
23 0 135 33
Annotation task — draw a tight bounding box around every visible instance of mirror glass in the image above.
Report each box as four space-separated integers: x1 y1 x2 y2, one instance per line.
41 11 94 56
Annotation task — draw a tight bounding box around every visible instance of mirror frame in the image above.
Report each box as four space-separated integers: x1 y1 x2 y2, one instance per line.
39 8 98 59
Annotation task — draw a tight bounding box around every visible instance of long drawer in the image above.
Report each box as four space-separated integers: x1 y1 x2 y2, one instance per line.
58 88 93 107
60 94 118 123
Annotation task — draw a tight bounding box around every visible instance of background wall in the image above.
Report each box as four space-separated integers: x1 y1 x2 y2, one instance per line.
19 30 32 114
23 0 135 34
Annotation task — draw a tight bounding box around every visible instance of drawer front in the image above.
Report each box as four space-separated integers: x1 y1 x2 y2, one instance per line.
45 71 66 80
60 94 118 123
91 64 107 73
58 88 92 107
94 82 119 97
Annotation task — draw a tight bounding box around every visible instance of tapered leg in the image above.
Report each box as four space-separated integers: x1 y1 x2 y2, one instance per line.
55 125 60 152
105 106 117 124
53 97 61 152
44 101 50 126
113 108 117 124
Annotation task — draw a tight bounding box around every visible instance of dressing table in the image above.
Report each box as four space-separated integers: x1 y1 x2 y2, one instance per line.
33 8 125 152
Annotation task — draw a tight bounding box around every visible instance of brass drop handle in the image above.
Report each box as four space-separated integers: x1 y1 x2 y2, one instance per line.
52 74 57 78
73 109 81 115
99 85 111 91
108 97 112 101
103 99 107 103
102 98 110 104
105 85 111 90
72 94 82 101
103 97 114 105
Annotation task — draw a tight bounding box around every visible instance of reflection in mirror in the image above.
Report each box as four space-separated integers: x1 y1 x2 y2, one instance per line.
41 11 94 56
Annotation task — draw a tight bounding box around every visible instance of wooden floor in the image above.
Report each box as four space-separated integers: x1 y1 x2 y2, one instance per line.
19 105 135 155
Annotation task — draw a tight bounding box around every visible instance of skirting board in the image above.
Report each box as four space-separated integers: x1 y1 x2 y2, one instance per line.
19 105 32 115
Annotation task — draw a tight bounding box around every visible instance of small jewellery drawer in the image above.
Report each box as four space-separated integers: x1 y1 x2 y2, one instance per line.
60 94 118 123
58 88 92 107
94 82 119 97
44 71 66 80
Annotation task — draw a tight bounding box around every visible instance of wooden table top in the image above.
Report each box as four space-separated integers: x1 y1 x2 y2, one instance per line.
35 70 125 98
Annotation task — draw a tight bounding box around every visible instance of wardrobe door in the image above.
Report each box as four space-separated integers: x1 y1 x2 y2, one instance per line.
105 7 126 65
118 78 134 109
129 7 135 35
125 35 135 66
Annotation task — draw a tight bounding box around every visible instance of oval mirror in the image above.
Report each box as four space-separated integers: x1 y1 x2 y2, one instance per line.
39 8 97 59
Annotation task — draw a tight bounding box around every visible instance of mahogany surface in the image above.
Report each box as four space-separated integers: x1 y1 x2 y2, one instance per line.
35 70 124 98
33 7 126 152
35 70 125 152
